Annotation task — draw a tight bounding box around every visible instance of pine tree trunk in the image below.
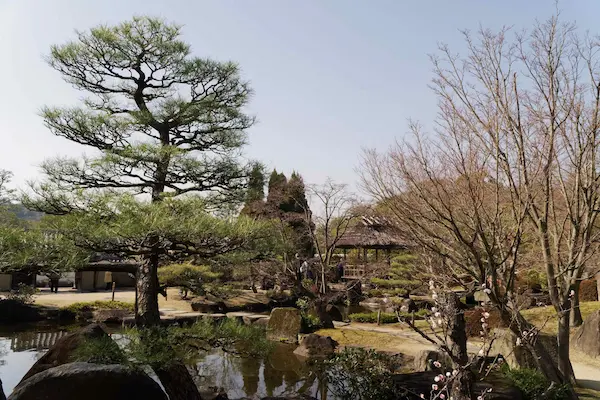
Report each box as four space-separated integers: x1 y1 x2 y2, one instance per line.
155 361 203 400
570 283 583 327
0 378 6 400
135 254 161 327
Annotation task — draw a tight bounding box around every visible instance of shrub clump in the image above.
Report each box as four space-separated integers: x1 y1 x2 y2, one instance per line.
6 283 38 304
349 310 428 324
318 347 405 400
501 365 569 400
64 301 134 314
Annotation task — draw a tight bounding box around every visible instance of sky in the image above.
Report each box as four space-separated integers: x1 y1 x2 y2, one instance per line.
0 0 598 194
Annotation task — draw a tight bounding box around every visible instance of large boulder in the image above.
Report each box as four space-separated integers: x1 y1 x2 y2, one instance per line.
266 308 301 344
573 310 600 357
325 304 344 322
293 334 338 358
191 297 224 313
489 328 558 369
9 362 166 400
18 323 119 384
413 350 452 372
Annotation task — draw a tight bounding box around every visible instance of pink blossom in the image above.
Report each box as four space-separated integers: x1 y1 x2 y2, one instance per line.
446 372 451 377
483 312 490 319
420 395 425 399
433 360 442 368
440 394 446 399
432 384 439 390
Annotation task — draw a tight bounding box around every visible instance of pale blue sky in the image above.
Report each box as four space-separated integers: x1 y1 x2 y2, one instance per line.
0 1 596 191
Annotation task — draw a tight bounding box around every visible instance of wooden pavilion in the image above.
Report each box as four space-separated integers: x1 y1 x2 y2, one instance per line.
335 215 409 279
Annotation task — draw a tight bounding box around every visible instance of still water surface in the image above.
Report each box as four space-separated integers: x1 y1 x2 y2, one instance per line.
0 324 331 399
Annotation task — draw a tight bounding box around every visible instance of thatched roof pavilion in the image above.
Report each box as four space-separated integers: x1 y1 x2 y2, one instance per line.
336 215 409 278
336 215 409 251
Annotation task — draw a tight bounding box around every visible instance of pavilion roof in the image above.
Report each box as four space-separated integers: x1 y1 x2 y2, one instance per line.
335 215 410 250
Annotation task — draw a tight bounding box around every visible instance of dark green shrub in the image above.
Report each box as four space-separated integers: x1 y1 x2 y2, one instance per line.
349 310 428 324
501 365 569 400
71 336 128 365
301 313 323 333
318 347 406 400
64 301 134 314
7 283 38 304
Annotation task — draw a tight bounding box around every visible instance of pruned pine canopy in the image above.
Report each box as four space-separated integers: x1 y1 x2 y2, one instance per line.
30 16 254 205
41 195 274 259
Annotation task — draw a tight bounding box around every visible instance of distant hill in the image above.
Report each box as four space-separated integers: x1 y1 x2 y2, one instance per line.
7 204 44 221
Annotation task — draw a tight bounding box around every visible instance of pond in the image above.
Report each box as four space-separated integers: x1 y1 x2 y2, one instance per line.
0 323 332 399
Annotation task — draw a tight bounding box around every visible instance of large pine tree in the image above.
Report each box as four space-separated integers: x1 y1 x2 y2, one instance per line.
25 17 257 326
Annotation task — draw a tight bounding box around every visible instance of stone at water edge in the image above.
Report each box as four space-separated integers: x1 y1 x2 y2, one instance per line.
266 308 301 344
293 334 338 358
573 309 600 357
8 362 166 400
489 328 558 369
17 323 120 385
413 350 452 372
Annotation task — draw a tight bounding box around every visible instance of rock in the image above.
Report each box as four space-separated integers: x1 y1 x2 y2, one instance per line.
241 314 269 325
574 310 600 357
9 362 166 400
267 308 301 344
224 292 271 312
293 334 338 358
252 317 270 329
191 298 224 313
413 350 452 372
18 323 119 384
489 328 557 369
92 309 132 323
325 304 344 322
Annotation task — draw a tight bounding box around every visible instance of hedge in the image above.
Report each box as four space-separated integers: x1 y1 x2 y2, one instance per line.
349 309 428 324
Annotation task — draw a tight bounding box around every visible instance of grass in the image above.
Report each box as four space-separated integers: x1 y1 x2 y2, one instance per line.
521 301 600 334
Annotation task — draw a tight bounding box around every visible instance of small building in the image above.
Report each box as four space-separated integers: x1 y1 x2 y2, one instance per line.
335 215 410 279
77 255 138 291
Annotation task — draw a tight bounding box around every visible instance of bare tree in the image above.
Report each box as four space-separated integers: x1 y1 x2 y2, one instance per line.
361 14 596 396
298 179 359 294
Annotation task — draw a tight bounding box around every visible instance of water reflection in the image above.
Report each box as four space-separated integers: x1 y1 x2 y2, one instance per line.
0 325 333 399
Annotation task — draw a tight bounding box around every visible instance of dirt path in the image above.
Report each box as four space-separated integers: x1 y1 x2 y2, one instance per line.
32 287 193 312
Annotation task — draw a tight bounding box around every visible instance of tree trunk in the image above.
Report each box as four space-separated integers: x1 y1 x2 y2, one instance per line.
557 311 576 385
446 293 473 400
497 304 567 384
155 361 203 400
570 283 583 327
136 254 161 327
450 370 474 400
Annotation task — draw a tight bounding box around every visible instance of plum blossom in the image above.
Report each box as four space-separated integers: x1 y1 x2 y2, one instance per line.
440 394 446 399
433 360 442 368
482 312 490 319
483 288 491 294
446 372 451 377
432 384 439 390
